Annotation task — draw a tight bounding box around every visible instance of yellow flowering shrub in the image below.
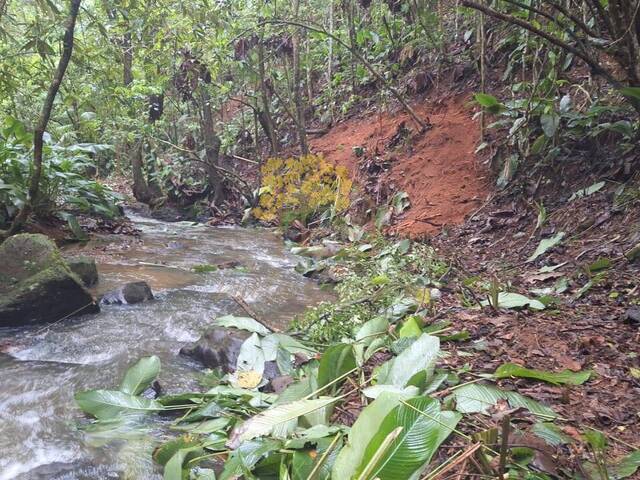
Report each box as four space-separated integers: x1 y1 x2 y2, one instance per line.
252 154 352 223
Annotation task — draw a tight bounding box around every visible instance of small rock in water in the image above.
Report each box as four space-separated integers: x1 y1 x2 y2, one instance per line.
100 281 154 305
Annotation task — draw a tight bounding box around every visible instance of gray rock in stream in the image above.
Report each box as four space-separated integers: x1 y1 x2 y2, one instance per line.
66 256 98 287
0 234 99 327
180 326 279 381
100 281 154 305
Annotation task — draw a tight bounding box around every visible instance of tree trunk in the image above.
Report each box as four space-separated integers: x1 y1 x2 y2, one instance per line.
346 0 358 93
2 0 82 239
257 28 279 155
199 87 223 205
292 0 309 154
123 31 133 86
131 141 152 203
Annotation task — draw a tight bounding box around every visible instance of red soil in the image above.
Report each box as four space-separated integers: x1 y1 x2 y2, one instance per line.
310 95 490 238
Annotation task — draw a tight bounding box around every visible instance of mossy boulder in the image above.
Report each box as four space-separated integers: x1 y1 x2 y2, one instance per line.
0 234 99 327
66 256 99 287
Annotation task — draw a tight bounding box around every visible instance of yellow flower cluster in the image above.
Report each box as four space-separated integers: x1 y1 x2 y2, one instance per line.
253 154 353 223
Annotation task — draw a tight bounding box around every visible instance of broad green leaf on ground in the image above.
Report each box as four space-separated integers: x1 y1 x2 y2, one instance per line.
219 438 282 480
173 417 230 434
376 334 439 387
399 316 422 338
267 333 317 356
76 390 163 420
119 356 161 396
355 316 389 346
495 363 590 385
452 383 556 418
584 450 640 480
214 315 271 335
527 232 565 262
569 181 605 202
235 333 265 374
362 385 420 399
332 391 412 479
226 397 337 448
163 446 203 480
531 422 573 447
355 396 461 480
275 376 316 405
154 436 202 466
541 113 560 137
317 343 356 390
481 292 545 310
475 93 505 113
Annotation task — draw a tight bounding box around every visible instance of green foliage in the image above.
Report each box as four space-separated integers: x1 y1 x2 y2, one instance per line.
292 237 448 343
0 126 121 225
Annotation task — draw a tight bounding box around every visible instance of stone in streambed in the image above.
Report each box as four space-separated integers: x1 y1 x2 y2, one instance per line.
100 281 154 305
180 326 279 382
66 256 98 287
0 234 99 327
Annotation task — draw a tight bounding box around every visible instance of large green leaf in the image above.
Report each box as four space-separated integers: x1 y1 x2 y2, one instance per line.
154 436 202 466
219 438 282 480
355 396 460 480
376 334 439 387
214 314 271 335
480 292 546 310
474 93 505 113
119 355 161 396
317 343 356 390
527 232 565 262
226 397 337 448
332 391 411 479
75 390 163 420
164 446 203 480
495 363 590 385
584 450 640 480
452 383 556 418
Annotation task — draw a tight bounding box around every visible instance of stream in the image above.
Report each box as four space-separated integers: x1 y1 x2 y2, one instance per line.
0 214 334 479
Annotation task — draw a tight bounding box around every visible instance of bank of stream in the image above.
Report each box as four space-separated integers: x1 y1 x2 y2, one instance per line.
0 214 334 479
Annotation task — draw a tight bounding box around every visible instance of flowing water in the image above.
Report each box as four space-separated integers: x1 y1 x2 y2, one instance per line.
0 214 334 479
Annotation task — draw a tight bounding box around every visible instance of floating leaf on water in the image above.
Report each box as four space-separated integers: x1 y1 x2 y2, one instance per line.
494 363 591 385
527 232 565 262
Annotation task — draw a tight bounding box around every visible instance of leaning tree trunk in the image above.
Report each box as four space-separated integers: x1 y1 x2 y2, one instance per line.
257 24 279 155
199 87 224 205
2 0 82 239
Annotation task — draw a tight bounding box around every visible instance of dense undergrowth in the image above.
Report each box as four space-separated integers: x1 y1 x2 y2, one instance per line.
74 234 640 479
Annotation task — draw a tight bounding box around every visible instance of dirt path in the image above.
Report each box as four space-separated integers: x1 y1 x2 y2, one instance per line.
311 95 490 237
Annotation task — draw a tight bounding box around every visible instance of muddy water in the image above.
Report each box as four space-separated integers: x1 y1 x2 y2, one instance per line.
0 214 334 479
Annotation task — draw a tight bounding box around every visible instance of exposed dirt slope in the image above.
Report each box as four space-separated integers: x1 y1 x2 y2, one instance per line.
311 94 489 237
